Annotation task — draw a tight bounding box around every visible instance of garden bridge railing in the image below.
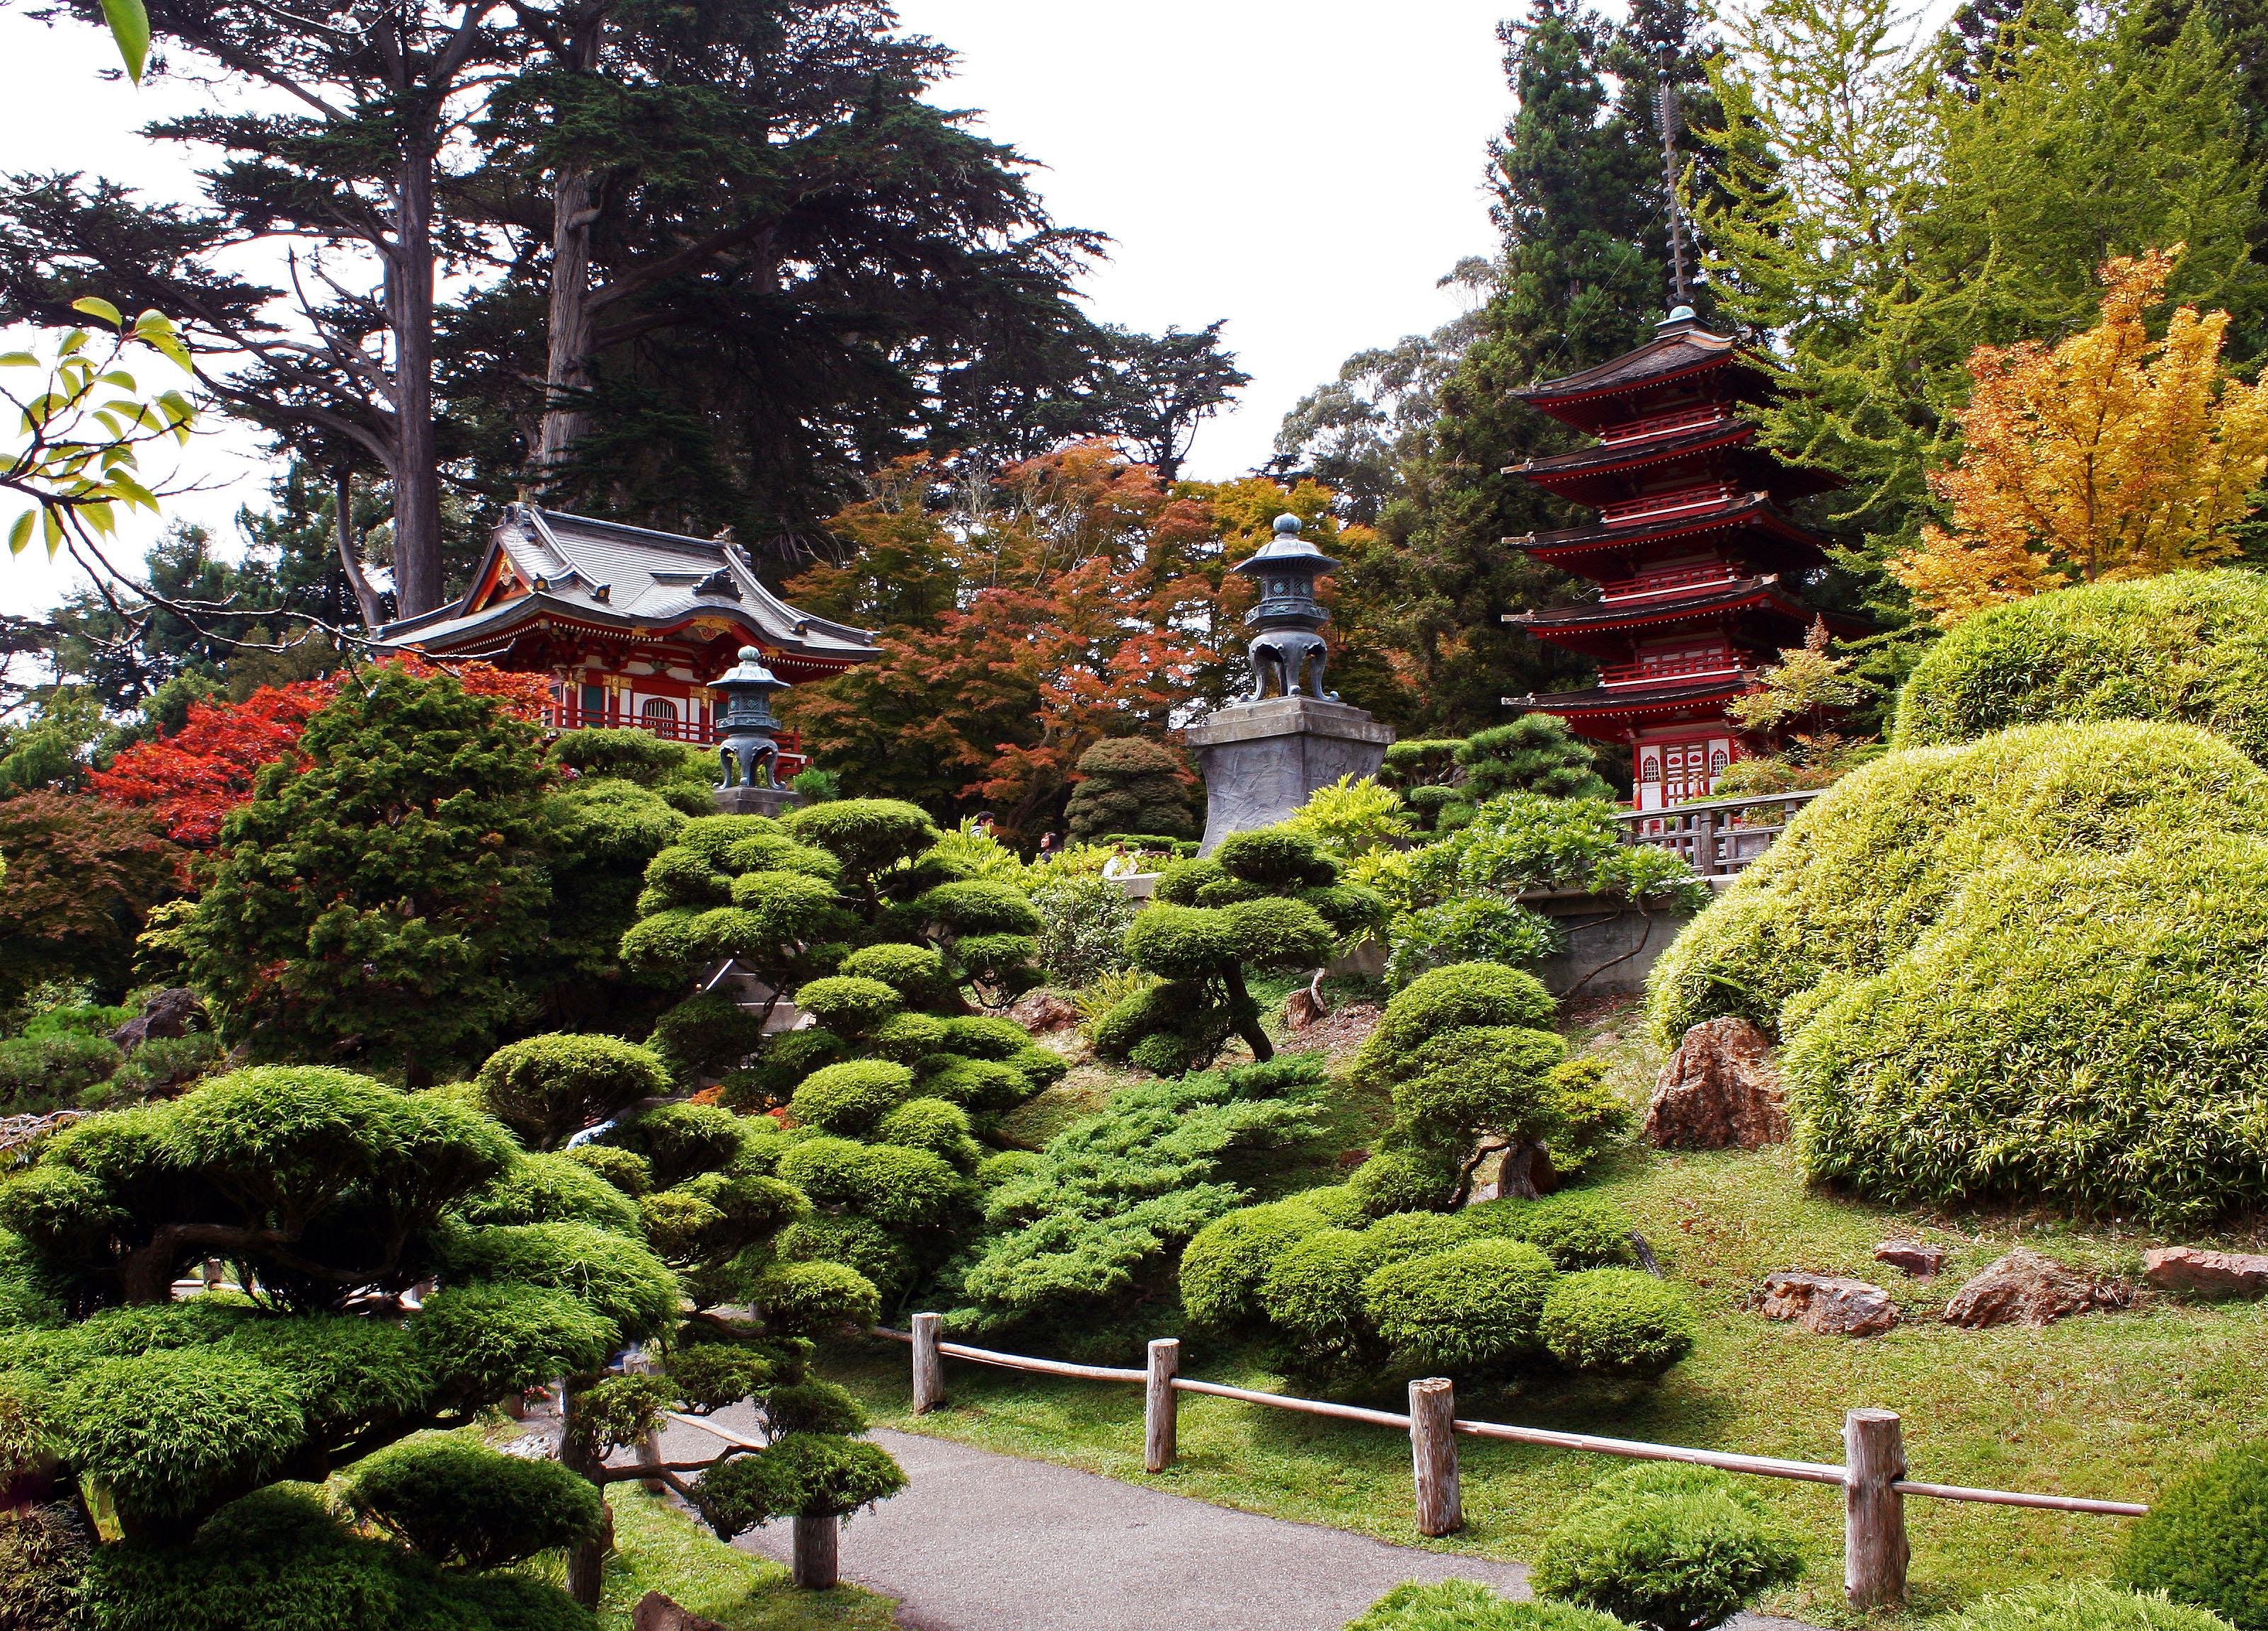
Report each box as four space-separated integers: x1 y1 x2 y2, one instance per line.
876 1315 2147 1613
1615 789 1823 877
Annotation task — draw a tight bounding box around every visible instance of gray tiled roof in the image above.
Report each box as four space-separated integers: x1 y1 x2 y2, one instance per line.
378 506 878 662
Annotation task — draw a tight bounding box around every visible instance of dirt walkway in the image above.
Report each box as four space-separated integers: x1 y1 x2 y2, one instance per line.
650 1413 1823 1631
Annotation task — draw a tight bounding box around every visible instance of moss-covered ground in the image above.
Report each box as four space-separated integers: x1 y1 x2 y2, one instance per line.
823 999 2268 1628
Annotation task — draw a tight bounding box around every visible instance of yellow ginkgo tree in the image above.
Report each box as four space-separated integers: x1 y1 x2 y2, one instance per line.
1892 246 2268 624
1 297 197 561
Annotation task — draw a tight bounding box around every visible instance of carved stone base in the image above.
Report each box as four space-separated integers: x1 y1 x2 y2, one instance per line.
1184 697 1393 854
714 784 806 818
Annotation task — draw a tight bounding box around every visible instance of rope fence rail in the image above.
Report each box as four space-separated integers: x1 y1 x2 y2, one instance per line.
874 1315 2149 1612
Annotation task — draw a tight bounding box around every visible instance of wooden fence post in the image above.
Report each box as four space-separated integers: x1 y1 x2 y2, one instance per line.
791 1513 838 1589
1145 1338 1180 1472
1409 1378 1463 1537
1845 1407 1909 1609
911 1312 944 1414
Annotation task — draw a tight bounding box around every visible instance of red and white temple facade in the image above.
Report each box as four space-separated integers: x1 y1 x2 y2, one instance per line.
1499 309 1865 811
379 506 878 774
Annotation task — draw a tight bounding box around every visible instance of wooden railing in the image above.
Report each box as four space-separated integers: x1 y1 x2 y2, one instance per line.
1596 563 1741 602
880 1317 2147 1613
1596 482 1743 527
1598 405 1730 445
1614 789 1823 876
1596 653 1761 688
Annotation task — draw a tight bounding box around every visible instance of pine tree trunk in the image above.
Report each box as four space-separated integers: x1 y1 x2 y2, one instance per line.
536 18 606 483
335 469 387 628
559 1378 612 1607
388 147 445 618
1220 966 1273 1063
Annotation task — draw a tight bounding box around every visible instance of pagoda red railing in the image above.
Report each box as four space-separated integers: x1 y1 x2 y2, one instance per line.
1596 404 1731 446
1597 482 1745 527
1596 563 1741 602
1597 653 1761 688
539 702 808 777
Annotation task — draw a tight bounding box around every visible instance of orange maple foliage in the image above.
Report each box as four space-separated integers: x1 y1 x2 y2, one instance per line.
92 657 551 846
1894 247 2268 624
781 444 1352 837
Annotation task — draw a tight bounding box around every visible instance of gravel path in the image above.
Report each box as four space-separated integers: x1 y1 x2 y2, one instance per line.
649 1412 1824 1631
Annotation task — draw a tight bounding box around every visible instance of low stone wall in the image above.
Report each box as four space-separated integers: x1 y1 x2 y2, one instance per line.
1520 889 1702 999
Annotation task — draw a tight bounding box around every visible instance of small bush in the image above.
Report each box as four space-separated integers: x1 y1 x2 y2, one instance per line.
413 1284 616 1402
57 1349 304 1533
764 1378 868 1438
457 1152 642 1233
1540 1270 1697 1376
1030 871 1140 986
838 942 948 999
692 1433 907 1533
1180 1199 1331 1329
788 1059 917 1136
434 1222 680 1339
1531 1463 1802 1631
476 1035 670 1152
1935 1582 2240 1631
1363 1240 1557 1370
1362 1210 1476 1264
751 1261 881 1335
1347 1579 1634 1630
346 1433 604 1569
600 1101 750 1188
792 975 903 1036
1356 963 1557 1080
1259 1230 1390 1366
939 1016 1031 1061
0 1032 122 1114
1465 1193 1639 1270
874 1097 976 1163
646 992 767 1084
777 1213 912 1298
2116 1442 2268 1630
561 1143 652 1196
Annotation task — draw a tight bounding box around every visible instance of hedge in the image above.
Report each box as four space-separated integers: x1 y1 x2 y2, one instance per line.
1892 571 2268 763
2116 1441 2268 1629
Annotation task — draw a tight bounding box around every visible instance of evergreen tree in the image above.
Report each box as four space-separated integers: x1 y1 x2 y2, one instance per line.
1279 0 1730 734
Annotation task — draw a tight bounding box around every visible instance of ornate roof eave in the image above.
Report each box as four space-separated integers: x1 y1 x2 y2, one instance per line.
1508 420 1756 479
1506 497 1829 562
377 592 869 675
1504 675 1762 719
1506 577 1790 631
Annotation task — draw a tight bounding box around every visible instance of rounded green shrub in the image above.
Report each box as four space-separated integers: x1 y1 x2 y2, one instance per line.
434 1222 680 1339
641 845 729 908
57 1348 304 1533
788 1059 917 1136
1645 721 2268 1041
1180 1199 1330 1328
920 879 1043 936
777 1213 911 1298
219 1315 430 1440
692 1432 906 1533
1785 833 2268 1224
1892 571 2268 765
1123 904 1242 981
457 1152 642 1233
792 975 903 1036
1466 1193 1639 1269
939 1016 1031 1061
646 992 767 1084
413 1283 615 1402
867 1011 949 1063
1346 1148 1462 1218
1361 1240 1557 1371
2115 1441 2268 1629
764 1378 868 1438
921 1056 1033 1114
874 1097 977 1164
750 1261 880 1335
561 1143 652 1196
1214 828 1339 888
1540 1270 1697 1376
839 942 948 998
783 799 939 877
1155 856 1227 905
1259 1229 1389 1361
345 1433 602 1569
1385 1024 1567 1146
774 1138 961 1228
1531 1462 1802 1631
1220 895 1336 967
1361 1210 1476 1264
600 1101 750 1188
1348 1579 1634 1630
1935 1582 2240 1631
1356 962 1557 1082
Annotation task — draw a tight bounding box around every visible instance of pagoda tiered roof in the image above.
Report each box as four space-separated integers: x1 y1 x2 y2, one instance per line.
1504 575 1866 660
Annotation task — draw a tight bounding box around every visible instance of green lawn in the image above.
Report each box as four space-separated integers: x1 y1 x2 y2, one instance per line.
823 1007 2268 1629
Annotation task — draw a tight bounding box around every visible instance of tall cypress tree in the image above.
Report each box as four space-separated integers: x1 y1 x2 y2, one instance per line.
1300 0 1727 734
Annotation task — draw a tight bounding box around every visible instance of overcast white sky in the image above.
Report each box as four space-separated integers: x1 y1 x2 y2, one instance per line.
0 2 1517 617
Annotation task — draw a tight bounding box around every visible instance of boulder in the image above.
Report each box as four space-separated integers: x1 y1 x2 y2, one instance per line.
1644 1017 1789 1150
108 987 205 1052
1006 989 1079 1035
1758 1271 1899 1337
633 1592 727 1631
2143 1246 2268 1298
1874 1240 1949 1278
1942 1247 2129 1327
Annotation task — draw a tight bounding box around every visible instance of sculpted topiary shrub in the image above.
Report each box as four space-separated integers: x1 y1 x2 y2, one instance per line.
1936 1584 2240 1631
1361 1239 1558 1371
1348 1579 1634 1630
345 1434 604 1570
1892 571 2268 763
1532 1463 1802 1631
2115 1442 2268 1630
1539 1270 1697 1377
1063 737 1198 842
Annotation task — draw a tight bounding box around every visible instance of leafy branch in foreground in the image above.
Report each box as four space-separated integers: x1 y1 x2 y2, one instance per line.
1 299 195 559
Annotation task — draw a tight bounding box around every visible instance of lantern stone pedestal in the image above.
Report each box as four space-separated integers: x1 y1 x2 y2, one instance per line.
714 785 805 818
1185 697 1394 854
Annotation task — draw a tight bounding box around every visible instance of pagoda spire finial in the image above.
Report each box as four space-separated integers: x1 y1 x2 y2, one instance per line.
1656 45 1693 313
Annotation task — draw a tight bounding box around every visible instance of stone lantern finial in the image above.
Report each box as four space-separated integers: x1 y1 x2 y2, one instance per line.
1230 513 1341 702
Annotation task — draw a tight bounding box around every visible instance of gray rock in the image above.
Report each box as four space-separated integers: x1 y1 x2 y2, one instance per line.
109 987 205 1053
1759 1271 1899 1337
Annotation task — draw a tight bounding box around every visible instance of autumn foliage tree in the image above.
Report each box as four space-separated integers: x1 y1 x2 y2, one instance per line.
1894 248 2268 624
93 660 551 845
0 794 182 1005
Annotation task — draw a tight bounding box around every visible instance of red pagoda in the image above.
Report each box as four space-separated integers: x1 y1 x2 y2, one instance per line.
1498 307 1865 810
379 505 879 776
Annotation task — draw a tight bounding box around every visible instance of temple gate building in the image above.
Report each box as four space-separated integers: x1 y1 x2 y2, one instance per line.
1498 307 1865 811
378 506 879 775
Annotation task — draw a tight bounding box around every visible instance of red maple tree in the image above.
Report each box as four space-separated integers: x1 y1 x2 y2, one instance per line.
93 658 551 846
